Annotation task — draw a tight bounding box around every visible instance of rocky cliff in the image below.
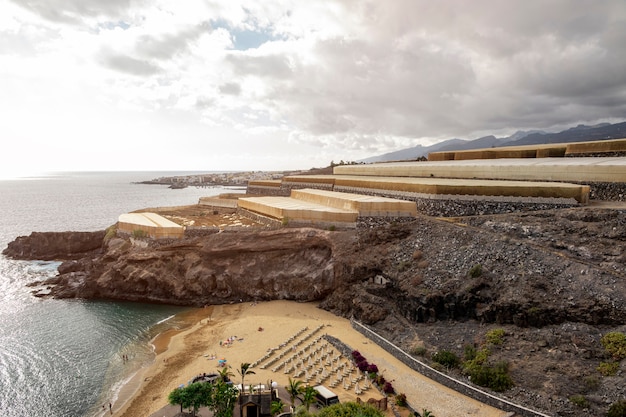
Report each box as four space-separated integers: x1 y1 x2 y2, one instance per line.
4 207 626 416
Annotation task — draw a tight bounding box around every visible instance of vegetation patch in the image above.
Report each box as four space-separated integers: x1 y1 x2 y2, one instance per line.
598 361 619 376
601 332 626 361
569 394 589 409
432 350 460 369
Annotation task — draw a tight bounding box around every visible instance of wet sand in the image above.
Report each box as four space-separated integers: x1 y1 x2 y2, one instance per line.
112 300 509 417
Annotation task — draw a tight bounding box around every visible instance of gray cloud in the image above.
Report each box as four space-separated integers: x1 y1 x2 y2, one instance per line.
219 83 242 96
243 0 626 145
134 23 209 61
10 0 138 24
225 53 293 79
99 50 161 76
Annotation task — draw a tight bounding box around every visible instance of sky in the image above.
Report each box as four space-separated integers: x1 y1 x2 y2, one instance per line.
1 0 625 177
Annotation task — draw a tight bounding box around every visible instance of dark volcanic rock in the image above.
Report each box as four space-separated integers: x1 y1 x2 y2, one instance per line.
2 231 105 260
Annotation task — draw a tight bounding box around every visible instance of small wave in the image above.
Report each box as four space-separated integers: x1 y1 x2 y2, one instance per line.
156 314 175 325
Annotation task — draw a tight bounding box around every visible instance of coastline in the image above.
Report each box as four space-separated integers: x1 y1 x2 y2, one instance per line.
111 300 509 417
103 307 211 417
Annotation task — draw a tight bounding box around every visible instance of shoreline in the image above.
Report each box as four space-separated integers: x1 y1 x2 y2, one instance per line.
104 307 211 417
111 300 510 417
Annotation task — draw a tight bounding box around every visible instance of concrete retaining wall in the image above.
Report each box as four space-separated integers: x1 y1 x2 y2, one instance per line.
335 186 578 217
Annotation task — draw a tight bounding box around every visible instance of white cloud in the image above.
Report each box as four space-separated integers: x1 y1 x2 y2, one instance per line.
0 0 625 177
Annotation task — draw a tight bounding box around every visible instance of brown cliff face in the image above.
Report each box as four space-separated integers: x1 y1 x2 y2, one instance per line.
44 228 359 305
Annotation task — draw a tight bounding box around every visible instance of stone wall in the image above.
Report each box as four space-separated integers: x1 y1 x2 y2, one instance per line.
336 186 578 217
246 185 290 196
349 320 551 417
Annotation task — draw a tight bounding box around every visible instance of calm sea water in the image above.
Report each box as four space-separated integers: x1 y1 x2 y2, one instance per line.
0 172 234 417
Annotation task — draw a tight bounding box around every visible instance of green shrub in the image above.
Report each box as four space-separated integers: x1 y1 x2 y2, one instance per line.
486 329 506 345
132 229 147 238
468 264 482 278
432 350 460 369
411 345 427 357
601 332 626 360
569 394 589 408
463 344 479 361
466 361 513 392
104 225 117 241
395 393 407 407
583 375 600 391
317 402 384 417
608 400 626 417
328 224 336 231
598 361 619 376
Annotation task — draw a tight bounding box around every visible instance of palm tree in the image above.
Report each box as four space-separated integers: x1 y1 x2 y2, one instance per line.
238 362 256 394
301 385 317 412
270 399 285 417
218 366 234 383
286 377 304 409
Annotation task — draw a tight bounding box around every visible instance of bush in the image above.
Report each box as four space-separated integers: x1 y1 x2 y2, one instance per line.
104 225 117 241
466 361 513 392
132 229 147 238
395 393 407 407
374 374 386 386
410 345 427 357
432 350 460 369
382 381 395 394
486 329 506 345
317 402 384 417
468 264 483 278
598 361 619 376
357 360 370 372
601 332 626 361
608 400 626 417
464 345 477 361
569 394 589 408
366 364 379 374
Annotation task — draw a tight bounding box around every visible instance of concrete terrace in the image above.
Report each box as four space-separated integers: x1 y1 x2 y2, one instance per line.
238 188 417 226
332 157 626 184
118 212 185 239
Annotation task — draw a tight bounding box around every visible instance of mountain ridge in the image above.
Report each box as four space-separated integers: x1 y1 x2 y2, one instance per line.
362 121 626 163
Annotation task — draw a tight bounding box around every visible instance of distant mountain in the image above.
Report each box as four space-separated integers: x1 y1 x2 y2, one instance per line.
501 122 625 146
361 121 626 162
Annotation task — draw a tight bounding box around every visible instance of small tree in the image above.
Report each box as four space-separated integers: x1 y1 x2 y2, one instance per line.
238 362 256 394
168 386 187 414
209 381 239 417
286 377 304 408
271 399 285 417
301 385 318 412
218 365 234 383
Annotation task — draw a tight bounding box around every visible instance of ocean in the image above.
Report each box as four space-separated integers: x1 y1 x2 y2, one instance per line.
0 171 235 417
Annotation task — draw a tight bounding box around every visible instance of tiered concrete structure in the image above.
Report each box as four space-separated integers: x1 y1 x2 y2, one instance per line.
282 175 590 203
238 188 417 226
333 157 626 184
291 188 418 217
427 138 626 161
241 139 625 222
118 212 184 239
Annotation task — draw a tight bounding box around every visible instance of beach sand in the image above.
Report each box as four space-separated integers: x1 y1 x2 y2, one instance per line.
112 300 509 417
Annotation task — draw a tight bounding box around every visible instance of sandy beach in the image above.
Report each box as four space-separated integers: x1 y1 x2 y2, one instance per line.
112 300 509 417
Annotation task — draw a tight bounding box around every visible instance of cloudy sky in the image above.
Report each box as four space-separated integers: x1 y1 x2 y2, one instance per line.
1 0 625 177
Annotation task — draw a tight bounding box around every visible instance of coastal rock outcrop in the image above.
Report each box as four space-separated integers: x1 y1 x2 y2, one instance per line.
40 228 357 305
2 230 105 260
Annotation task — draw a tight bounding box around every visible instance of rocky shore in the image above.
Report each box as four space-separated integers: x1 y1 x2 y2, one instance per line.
3 205 626 416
